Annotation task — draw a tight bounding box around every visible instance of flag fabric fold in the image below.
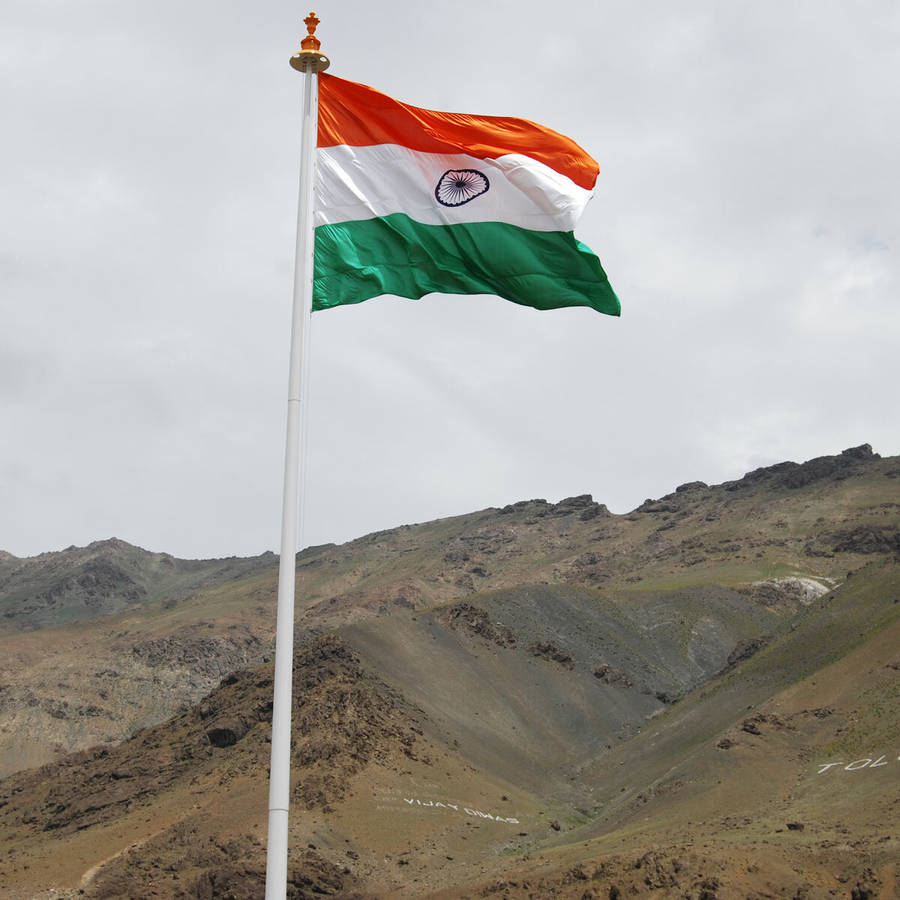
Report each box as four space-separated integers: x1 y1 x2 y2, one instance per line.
313 74 620 316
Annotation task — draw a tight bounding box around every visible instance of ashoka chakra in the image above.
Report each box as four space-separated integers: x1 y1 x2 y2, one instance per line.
435 169 490 207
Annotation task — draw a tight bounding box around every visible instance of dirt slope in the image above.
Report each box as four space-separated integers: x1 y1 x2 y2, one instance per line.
342 583 781 799
0 563 896 897
0 444 897 897
1 445 896 778
435 562 900 898
0 635 454 898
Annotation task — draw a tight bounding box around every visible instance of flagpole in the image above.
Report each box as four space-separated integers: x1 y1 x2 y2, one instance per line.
265 14 329 900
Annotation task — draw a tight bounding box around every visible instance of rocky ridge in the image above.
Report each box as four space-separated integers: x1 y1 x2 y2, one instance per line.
0 444 898 897
0 635 437 897
0 539 276 631
1 444 898 778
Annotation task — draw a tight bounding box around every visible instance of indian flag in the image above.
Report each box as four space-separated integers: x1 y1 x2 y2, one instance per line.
313 74 620 316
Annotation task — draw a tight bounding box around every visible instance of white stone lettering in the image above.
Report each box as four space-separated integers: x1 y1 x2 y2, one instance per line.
392 796 521 824
815 753 896 774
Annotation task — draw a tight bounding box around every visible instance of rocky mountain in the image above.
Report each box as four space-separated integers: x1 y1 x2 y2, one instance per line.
0 443 897 897
0 538 277 631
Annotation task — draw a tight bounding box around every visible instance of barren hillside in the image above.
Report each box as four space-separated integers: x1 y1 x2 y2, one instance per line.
0 444 897 897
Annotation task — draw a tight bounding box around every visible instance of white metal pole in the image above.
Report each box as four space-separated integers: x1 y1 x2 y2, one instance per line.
264 37 323 899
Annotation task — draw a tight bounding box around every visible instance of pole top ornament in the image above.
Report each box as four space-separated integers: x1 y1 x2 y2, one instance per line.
301 12 321 51
290 11 330 73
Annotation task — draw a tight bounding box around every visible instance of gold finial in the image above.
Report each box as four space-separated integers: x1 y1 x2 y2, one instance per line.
301 12 321 51
290 11 330 73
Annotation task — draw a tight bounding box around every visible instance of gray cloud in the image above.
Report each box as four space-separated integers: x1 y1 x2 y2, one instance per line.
2 0 897 558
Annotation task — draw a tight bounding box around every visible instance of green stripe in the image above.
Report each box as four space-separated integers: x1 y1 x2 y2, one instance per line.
312 214 620 316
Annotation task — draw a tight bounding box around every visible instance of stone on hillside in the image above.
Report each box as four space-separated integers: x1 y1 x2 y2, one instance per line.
580 503 610 521
718 635 771 675
841 443 877 460
131 629 266 680
637 499 680 513
499 498 549 514
675 481 708 493
443 550 469 564
729 444 880 493
575 552 600 567
528 640 575 669
454 573 475 593
551 494 602 517
740 577 831 613
439 602 517 647
593 663 633 688
832 526 900 554
205 718 248 748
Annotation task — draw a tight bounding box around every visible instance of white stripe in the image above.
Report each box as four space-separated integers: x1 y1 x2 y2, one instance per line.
315 143 593 231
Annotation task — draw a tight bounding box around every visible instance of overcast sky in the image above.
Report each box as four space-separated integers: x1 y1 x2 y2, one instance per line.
2 1 898 560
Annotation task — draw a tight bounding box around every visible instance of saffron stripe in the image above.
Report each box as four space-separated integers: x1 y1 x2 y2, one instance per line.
318 74 599 192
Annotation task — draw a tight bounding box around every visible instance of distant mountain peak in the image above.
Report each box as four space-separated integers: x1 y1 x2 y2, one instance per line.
85 537 133 551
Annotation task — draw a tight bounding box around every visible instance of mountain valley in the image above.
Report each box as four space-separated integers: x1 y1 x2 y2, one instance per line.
0 444 897 897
